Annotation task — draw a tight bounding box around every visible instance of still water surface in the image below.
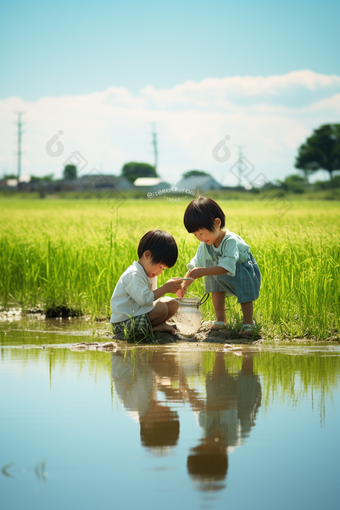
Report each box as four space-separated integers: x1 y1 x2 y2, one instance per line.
1 316 340 509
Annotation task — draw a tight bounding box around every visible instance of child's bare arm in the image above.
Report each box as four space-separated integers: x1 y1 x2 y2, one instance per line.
188 266 228 279
175 273 194 297
153 278 183 300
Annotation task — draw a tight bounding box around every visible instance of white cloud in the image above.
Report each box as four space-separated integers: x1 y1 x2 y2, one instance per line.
0 70 339 185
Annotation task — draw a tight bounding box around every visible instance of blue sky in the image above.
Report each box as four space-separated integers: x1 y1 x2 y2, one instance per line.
1 0 339 183
1 0 339 100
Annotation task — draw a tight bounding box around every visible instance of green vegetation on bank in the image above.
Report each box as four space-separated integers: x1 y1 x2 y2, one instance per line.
0 199 339 341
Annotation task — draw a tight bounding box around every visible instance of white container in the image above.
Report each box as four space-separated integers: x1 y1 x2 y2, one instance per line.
174 297 203 337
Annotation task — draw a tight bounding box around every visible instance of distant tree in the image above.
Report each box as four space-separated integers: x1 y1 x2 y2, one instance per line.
314 175 340 190
182 170 211 179
277 174 307 194
3 174 17 180
30 174 54 182
63 164 77 180
295 124 340 180
121 162 158 183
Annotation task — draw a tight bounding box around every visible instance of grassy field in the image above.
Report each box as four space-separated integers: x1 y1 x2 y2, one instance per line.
0 198 339 341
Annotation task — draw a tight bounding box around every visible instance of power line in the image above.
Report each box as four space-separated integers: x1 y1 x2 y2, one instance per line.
151 122 158 175
15 111 25 190
237 145 245 186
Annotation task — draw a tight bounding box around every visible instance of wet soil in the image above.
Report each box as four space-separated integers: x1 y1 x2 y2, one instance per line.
92 319 260 346
1 307 338 348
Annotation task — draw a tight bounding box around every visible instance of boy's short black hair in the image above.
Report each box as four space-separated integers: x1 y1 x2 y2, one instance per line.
140 406 180 448
184 196 225 233
138 229 178 268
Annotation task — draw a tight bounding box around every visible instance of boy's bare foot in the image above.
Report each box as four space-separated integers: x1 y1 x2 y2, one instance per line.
167 322 178 330
153 322 176 335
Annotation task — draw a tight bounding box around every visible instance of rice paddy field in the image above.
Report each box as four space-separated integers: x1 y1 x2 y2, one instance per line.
0 198 339 341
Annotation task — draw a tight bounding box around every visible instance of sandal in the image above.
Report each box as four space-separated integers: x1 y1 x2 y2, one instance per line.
210 321 227 330
238 323 255 337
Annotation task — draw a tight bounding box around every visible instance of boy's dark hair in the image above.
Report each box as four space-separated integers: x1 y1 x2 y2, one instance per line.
138 230 178 268
140 406 180 448
184 196 225 233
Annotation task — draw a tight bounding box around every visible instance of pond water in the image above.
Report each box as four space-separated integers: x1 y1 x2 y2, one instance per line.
1 315 340 510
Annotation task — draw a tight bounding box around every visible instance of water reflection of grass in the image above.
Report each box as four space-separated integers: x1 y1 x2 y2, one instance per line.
1 462 15 479
202 351 243 375
198 351 340 422
253 351 340 422
0 199 339 340
1 348 113 384
2 347 340 423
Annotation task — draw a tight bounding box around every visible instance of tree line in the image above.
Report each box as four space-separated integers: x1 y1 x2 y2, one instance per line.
3 123 339 186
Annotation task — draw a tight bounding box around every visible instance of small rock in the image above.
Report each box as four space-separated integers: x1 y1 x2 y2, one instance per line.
202 321 214 327
102 342 117 349
70 344 87 351
89 345 100 350
223 343 243 351
195 333 206 341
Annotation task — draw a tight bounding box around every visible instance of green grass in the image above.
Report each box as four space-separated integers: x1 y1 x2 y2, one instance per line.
0 198 339 341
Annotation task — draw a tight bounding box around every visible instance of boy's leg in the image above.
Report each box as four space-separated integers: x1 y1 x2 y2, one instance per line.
148 300 178 335
211 292 227 324
162 298 179 322
240 301 253 325
148 301 168 326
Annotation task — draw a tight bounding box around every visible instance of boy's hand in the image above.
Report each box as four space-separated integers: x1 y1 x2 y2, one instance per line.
163 278 183 294
187 268 205 279
176 286 186 298
176 278 192 297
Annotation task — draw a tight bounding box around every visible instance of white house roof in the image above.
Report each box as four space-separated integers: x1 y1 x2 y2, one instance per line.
177 175 222 190
6 179 18 187
6 175 31 186
134 177 163 186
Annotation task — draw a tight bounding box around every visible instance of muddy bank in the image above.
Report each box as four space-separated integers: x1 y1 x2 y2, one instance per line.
69 340 258 354
1 307 338 344
86 319 262 346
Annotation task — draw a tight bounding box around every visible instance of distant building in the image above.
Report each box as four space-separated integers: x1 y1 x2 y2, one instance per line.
61 175 134 192
134 178 162 187
0 174 134 194
2 176 30 188
0 176 34 191
177 175 223 192
134 177 171 191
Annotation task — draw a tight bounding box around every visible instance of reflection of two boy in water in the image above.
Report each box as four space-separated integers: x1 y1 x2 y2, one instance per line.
111 350 261 490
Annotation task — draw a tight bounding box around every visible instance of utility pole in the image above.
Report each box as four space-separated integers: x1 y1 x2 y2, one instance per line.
15 111 25 190
151 123 158 175
237 145 244 186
